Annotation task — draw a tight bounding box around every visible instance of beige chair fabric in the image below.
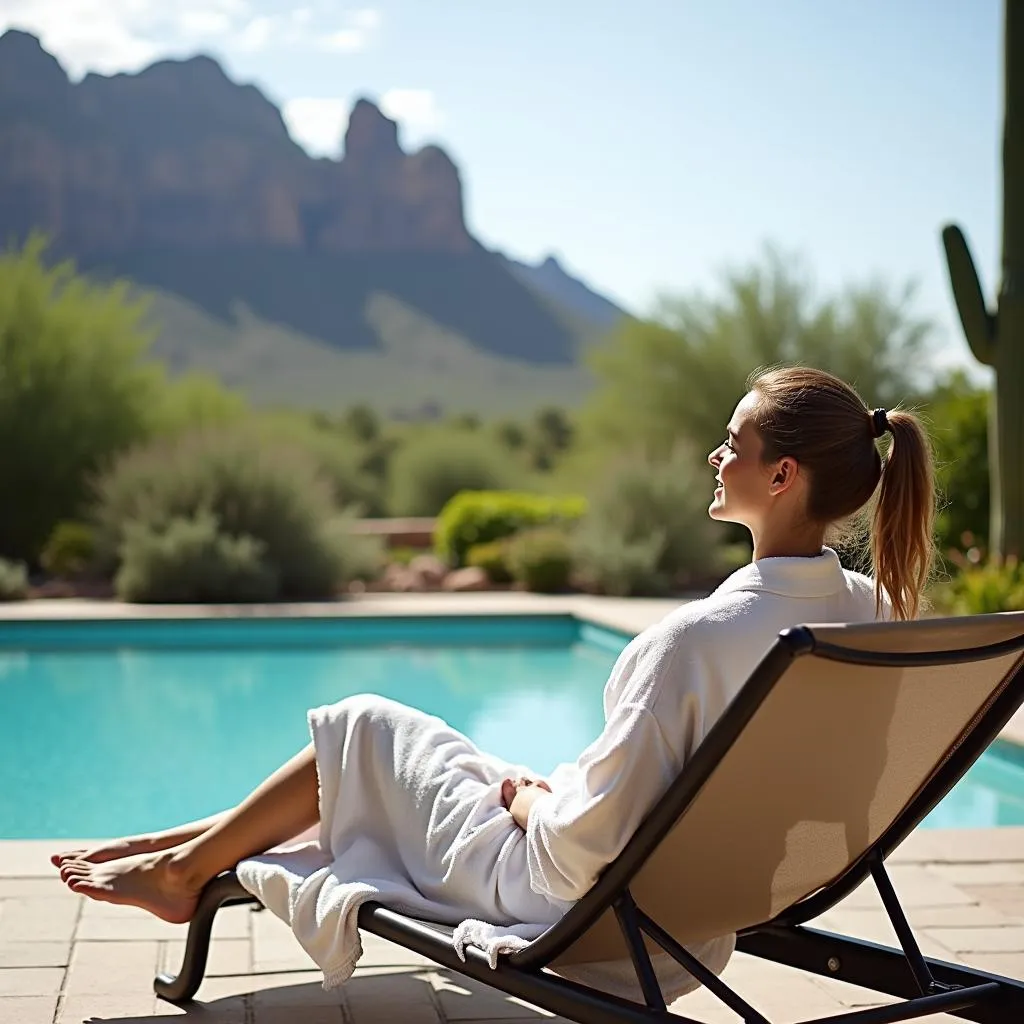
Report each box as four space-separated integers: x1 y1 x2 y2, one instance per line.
554 612 1024 967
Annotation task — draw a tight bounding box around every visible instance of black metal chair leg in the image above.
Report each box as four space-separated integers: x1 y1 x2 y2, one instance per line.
154 872 257 1003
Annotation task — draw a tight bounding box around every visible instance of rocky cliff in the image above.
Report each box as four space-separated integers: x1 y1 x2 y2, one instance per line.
0 30 471 256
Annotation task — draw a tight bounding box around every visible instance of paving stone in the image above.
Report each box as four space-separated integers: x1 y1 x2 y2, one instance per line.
250 970 345 1005
345 967 442 1024
962 883 1024 906
76 912 185 941
255 1008 344 1024
928 862 1024 885
0 941 71 967
924 925 1024 954
885 831 945 864
893 903 1013 928
663 987 740 1024
59 993 157 1022
992 901 1024 922
832 867 977 913
804 972 900 1009
1 898 79 941
161 937 252 978
0 995 59 1024
815 909 961 960
964 951 1024 977
211 903 255 940
65 939 159 997
427 968 554 1020
0 878 79 899
251 910 313 973
251 972 345 1022
0 967 65 996
673 955 854 1021
916 828 1024 863
359 931 435 969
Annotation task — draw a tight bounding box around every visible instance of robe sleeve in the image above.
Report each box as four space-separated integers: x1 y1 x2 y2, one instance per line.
524 630 708 903
524 702 680 902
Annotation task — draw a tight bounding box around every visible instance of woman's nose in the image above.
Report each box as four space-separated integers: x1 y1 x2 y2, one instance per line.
707 447 720 467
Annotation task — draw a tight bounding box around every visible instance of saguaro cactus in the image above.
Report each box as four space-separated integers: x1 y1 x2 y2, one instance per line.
942 1 1024 558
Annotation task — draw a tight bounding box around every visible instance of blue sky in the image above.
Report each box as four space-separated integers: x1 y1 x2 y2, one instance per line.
2 0 1005 369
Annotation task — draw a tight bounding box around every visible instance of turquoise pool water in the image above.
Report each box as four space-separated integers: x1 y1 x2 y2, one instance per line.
1 615 1022 838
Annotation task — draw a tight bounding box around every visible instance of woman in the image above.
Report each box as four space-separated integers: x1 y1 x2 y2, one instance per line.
52 365 935 994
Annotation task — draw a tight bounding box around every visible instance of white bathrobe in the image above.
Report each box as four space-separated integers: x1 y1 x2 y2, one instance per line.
237 548 888 1000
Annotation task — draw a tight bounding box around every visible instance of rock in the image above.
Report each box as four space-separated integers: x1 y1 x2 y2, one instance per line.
408 554 447 588
382 563 426 592
442 566 490 592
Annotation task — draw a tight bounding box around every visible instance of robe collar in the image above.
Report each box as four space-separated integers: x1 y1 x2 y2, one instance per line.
712 547 847 599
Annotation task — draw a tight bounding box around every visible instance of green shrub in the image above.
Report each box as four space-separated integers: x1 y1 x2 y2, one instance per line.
931 556 1024 615
0 558 28 601
40 521 96 578
303 434 386 517
572 531 668 597
252 414 385 516
435 491 587 568
0 234 160 563
93 427 344 599
466 540 513 584
115 514 278 603
572 448 720 596
322 514 386 582
388 432 519 517
506 527 574 593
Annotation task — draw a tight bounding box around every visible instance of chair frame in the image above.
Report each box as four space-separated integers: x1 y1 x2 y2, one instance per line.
155 621 1024 1024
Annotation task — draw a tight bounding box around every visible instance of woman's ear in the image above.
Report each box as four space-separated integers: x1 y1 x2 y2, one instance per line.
767 456 799 496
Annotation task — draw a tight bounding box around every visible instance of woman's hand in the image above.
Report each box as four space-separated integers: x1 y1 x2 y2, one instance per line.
501 776 552 830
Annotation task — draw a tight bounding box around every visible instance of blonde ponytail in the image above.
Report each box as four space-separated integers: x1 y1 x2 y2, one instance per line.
870 410 935 620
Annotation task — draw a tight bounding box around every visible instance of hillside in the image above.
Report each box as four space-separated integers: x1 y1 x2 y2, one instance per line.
143 287 595 416
0 28 629 411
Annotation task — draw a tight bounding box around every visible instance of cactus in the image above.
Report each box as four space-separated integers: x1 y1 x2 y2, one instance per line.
942 2 1024 558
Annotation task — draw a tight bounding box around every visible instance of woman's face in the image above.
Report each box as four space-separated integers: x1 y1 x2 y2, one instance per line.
706 392 775 526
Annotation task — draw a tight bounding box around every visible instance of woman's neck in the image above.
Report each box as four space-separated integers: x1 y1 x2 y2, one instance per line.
750 523 825 562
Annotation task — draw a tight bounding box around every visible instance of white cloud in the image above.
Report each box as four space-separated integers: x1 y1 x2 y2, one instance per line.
234 15 274 53
282 97 350 157
381 89 443 134
0 0 251 76
316 6 381 52
176 10 236 38
0 2 381 77
320 29 364 53
349 9 380 31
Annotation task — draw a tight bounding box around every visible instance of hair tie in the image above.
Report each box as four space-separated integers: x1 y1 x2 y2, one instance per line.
871 408 890 438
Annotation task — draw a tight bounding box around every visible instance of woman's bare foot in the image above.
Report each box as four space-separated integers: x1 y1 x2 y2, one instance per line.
51 836 161 869
59 849 202 923
51 813 225 869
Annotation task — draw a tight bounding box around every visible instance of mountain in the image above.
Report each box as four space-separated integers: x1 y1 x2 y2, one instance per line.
503 254 627 331
0 29 626 411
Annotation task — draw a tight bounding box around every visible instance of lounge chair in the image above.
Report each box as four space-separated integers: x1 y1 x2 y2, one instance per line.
156 611 1024 1023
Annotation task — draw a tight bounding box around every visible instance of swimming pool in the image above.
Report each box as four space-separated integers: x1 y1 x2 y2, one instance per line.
1 614 1022 838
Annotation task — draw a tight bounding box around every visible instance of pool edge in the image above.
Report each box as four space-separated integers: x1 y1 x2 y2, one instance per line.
3 590 1023 753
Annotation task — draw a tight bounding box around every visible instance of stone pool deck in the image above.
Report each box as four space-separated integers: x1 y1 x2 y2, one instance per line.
2 592 1023 1022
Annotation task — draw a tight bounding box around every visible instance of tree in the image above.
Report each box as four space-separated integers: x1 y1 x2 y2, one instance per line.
343 403 380 443
581 246 936 461
0 235 161 563
941 1 1023 557
925 372 991 554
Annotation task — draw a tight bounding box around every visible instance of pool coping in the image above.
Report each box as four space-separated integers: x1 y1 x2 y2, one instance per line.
3 591 1023 749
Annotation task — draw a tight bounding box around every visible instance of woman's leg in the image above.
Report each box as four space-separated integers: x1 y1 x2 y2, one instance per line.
59 743 320 923
51 811 228 868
